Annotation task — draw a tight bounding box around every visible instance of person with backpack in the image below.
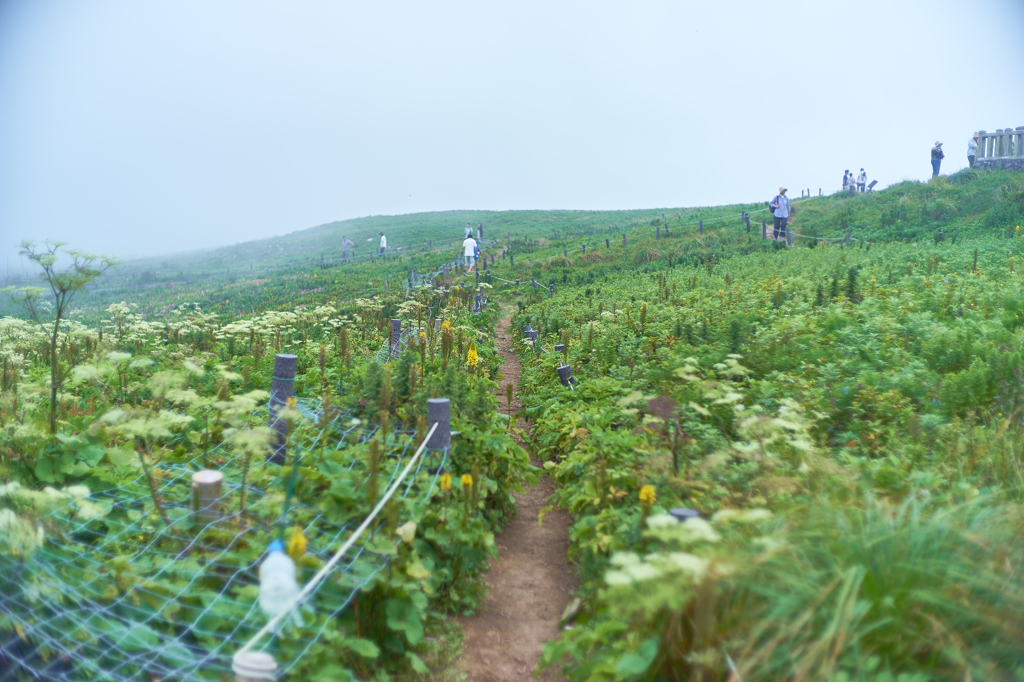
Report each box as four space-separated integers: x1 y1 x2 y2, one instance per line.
857 169 867 193
931 142 944 178
771 187 790 241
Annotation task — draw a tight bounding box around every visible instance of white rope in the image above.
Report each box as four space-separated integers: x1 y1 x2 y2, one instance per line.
236 421 439 656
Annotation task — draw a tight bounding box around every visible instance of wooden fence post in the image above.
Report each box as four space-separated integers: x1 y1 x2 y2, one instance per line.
268 354 297 464
191 470 223 526
427 398 451 452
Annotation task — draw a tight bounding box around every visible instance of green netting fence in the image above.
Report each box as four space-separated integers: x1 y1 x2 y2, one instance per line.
0 396 448 680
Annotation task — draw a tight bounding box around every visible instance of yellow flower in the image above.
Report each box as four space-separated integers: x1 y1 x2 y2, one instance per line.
440 473 452 492
287 527 307 562
1017 225 1021 232
639 484 656 506
466 344 479 367
419 331 426 343
441 319 452 332
286 396 298 408
461 473 473 488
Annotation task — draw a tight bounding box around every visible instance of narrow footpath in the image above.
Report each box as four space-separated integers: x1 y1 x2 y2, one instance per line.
459 310 577 681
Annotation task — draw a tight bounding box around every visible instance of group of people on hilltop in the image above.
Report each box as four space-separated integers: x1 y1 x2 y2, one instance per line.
842 169 868 193
336 222 483 269
932 132 1000 177
337 232 387 262
340 132 996 267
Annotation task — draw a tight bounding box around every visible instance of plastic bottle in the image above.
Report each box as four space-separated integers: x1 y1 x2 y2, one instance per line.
258 540 304 628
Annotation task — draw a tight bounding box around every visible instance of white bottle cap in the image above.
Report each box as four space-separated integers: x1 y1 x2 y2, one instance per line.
232 651 278 680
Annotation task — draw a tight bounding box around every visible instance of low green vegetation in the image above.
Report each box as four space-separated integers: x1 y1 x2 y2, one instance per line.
512 171 1024 680
0 273 527 679
2 168 1023 680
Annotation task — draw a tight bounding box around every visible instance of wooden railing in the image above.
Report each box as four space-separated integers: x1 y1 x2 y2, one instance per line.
976 127 1024 165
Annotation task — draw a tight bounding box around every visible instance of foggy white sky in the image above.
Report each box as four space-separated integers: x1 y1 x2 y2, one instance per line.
1 0 1023 265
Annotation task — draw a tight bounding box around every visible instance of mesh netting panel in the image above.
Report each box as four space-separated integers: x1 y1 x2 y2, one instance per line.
1 397 447 680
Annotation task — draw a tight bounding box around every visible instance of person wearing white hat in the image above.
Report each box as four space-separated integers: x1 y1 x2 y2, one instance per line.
967 133 979 168
931 141 944 178
857 169 867 193
770 186 790 241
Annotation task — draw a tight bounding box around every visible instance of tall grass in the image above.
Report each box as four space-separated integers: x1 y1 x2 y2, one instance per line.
722 498 1024 680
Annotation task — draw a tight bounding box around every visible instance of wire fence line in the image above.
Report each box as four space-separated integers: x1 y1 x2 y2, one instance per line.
236 422 439 664
0 395 450 680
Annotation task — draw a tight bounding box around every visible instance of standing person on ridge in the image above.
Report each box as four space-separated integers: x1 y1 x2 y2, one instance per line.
931 141 944 178
477 223 483 241
464 223 473 239
842 170 849 191
462 233 478 272
378 232 387 261
340 235 354 262
968 133 979 168
857 169 867 193
771 186 790 241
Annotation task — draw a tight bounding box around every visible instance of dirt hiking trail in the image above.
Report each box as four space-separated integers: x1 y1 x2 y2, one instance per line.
458 310 577 681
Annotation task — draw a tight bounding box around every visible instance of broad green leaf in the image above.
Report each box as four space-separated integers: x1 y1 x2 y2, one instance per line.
77 445 105 467
615 638 659 677
405 651 429 674
347 637 379 658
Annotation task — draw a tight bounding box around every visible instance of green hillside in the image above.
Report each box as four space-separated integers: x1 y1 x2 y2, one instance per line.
5 169 1019 325
3 168 1024 681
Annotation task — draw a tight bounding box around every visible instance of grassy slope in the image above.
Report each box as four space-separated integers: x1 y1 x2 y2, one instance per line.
3 169 1021 324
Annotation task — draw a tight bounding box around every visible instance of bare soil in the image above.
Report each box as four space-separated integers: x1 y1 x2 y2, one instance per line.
458 311 577 681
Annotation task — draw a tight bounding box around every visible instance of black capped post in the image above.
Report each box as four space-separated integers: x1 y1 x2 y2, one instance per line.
268 353 297 464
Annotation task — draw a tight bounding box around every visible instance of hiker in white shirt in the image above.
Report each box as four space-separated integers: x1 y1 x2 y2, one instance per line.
462 236 478 270
968 133 979 168
378 232 387 261
464 223 473 239
857 169 867 193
